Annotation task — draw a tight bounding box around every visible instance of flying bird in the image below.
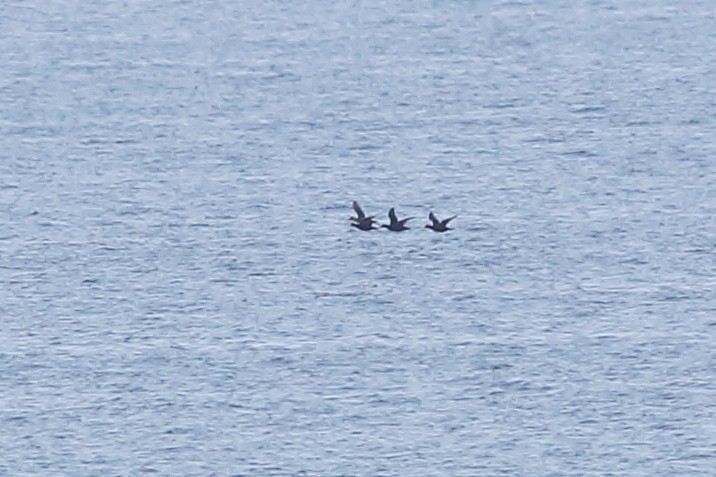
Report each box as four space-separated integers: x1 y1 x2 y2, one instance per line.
350 201 378 231
425 212 457 232
381 207 414 232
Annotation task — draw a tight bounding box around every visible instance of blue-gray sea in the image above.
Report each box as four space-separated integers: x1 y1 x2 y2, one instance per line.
1 0 715 475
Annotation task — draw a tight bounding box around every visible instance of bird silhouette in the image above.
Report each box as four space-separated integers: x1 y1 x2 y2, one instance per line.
350 201 378 231
425 212 457 232
381 207 414 232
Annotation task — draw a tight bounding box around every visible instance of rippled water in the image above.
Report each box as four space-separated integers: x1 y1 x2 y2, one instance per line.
1 0 715 475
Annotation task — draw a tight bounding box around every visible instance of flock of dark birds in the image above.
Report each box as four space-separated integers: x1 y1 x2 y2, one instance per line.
350 201 457 232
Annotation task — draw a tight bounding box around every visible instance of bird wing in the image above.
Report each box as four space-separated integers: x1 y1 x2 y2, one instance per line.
441 215 457 226
388 207 398 225
428 212 440 226
399 217 415 226
352 201 366 220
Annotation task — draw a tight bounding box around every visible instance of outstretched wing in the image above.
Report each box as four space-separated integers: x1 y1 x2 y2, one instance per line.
441 215 457 226
388 207 398 225
399 217 415 226
352 201 366 220
428 212 440 226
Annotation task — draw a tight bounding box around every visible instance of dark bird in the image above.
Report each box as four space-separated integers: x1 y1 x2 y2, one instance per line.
350 201 378 231
425 212 457 232
381 207 414 232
